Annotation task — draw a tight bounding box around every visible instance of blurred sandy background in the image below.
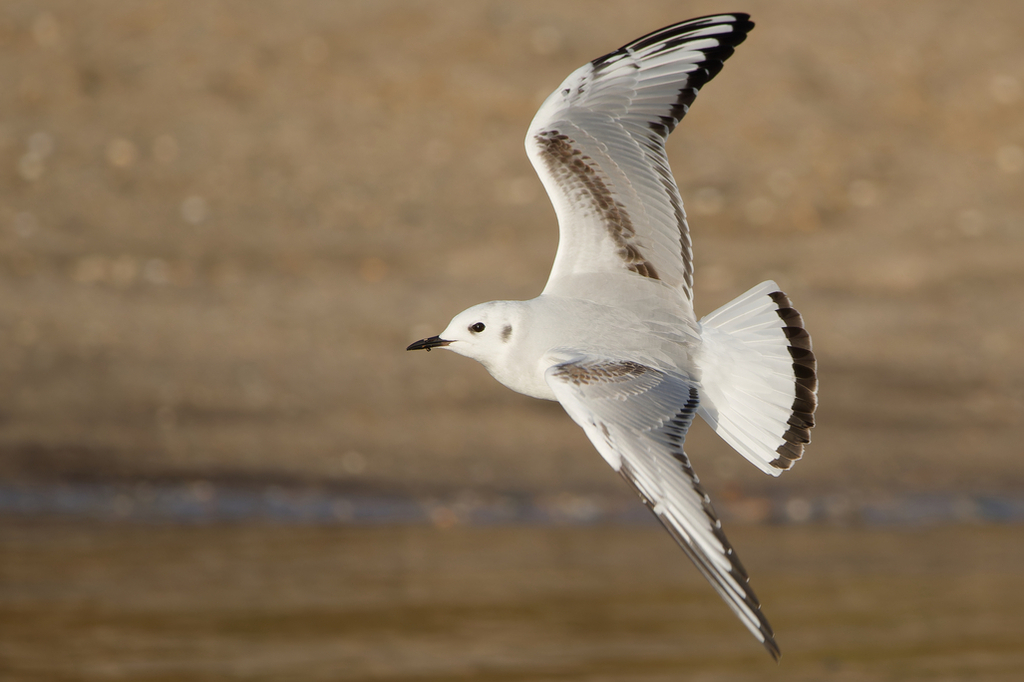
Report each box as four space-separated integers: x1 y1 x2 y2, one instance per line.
1 0 1022 503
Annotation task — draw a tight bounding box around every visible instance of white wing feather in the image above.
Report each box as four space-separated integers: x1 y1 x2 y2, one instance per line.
527 14 754 304
545 355 780 659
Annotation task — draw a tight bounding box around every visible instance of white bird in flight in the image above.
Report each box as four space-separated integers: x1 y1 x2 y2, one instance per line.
408 13 817 660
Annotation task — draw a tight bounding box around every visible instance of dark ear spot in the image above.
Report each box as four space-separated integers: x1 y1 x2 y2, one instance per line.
501 325 513 342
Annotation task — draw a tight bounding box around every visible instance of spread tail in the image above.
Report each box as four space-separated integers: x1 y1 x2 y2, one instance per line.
696 281 818 476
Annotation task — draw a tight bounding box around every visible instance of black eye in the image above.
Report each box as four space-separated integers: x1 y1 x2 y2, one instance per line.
470 322 485 333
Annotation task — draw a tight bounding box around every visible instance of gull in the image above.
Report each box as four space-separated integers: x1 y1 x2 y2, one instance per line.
407 13 817 660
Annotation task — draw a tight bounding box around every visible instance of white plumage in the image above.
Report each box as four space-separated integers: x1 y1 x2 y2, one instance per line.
408 13 818 660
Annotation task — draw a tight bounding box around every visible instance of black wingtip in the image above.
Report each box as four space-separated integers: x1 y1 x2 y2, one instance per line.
765 635 782 662
592 14 755 71
588 14 756 138
623 13 755 54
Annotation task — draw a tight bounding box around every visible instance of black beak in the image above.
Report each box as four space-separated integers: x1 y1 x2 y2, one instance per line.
406 335 452 352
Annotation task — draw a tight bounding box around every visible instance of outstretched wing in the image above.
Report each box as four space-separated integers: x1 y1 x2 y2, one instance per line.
527 14 754 303
545 355 780 660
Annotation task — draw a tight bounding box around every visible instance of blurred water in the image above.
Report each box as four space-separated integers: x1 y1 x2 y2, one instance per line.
2 481 1024 526
2 520 1022 681
5 482 1022 679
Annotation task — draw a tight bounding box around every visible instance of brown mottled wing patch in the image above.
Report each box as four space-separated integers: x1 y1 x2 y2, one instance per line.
535 131 659 279
551 358 651 385
527 14 754 303
545 355 780 659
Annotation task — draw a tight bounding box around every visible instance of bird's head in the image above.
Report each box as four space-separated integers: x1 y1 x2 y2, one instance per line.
407 301 522 369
